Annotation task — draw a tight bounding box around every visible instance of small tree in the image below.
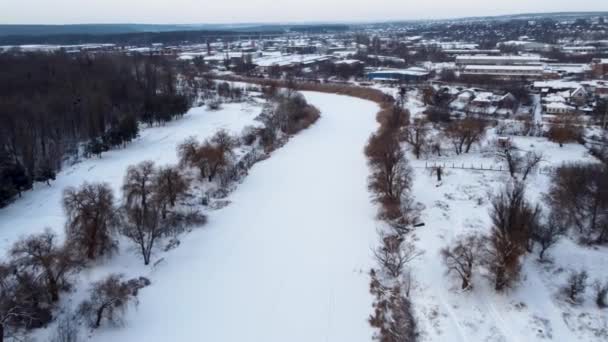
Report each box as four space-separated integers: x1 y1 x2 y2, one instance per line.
63 182 117 260
441 235 479 290
78 274 138 328
593 281 608 309
562 270 588 304
531 213 565 261
520 151 543 181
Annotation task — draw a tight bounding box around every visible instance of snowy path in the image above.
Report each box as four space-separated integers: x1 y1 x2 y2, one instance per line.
90 92 380 342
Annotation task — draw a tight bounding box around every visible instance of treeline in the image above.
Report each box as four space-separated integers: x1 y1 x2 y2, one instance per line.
0 52 192 207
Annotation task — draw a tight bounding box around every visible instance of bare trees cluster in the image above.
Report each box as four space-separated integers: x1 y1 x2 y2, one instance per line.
545 163 608 245
1 160 197 339
495 143 544 180
369 232 420 342
369 269 418 342
178 130 237 185
364 97 419 342
444 118 487 155
0 52 192 207
441 182 548 292
546 116 583 147
121 161 192 265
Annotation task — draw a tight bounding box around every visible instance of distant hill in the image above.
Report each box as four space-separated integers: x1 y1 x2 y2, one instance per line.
0 24 197 37
0 24 349 46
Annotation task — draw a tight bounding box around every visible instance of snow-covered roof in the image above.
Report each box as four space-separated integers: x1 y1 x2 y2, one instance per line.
456 55 542 62
546 102 574 110
533 80 581 90
464 65 544 71
334 59 363 66
544 94 566 103
369 67 429 76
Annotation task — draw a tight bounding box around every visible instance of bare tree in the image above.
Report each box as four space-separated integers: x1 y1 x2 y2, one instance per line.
78 274 138 328
177 136 200 167
482 182 539 291
403 119 429 159
121 161 165 265
441 235 479 290
531 213 565 261
521 151 543 180
10 229 81 302
496 145 522 178
153 166 190 218
63 182 117 260
210 129 237 156
374 234 420 279
365 130 413 207
496 146 543 180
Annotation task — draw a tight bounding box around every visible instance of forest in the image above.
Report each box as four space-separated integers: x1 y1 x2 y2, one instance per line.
0 51 192 207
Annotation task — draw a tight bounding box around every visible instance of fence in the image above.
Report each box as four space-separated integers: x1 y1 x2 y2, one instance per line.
422 161 555 175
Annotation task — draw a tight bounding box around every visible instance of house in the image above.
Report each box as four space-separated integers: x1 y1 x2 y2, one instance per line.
545 102 575 115
570 87 588 106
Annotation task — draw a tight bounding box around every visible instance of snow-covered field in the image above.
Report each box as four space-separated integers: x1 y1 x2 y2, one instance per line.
400 98 608 342
85 92 380 342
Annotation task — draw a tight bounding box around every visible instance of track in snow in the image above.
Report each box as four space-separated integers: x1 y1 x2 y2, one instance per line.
91 92 381 342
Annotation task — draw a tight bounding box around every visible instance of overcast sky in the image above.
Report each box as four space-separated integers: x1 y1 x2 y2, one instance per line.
0 0 606 25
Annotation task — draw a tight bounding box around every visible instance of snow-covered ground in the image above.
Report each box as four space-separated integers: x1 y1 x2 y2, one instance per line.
401 97 608 342
3 83 607 342
81 92 380 342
